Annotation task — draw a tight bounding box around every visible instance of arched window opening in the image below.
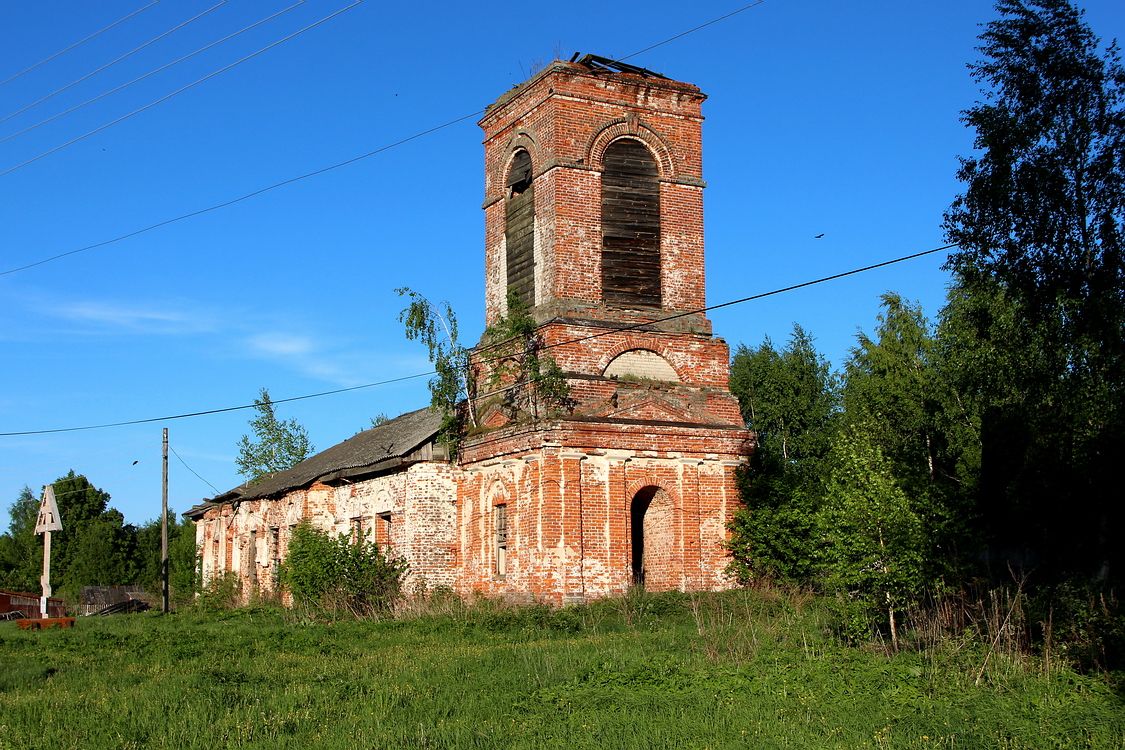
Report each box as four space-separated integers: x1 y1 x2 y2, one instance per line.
602 139 661 308
505 150 535 308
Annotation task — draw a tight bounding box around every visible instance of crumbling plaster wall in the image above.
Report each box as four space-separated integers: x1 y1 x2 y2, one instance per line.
196 462 457 601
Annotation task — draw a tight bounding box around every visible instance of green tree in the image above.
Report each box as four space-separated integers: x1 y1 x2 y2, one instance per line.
134 514 199 604
62 510 137 597
398 288 476 452
817 424 926 650
843 294 978 581
0 486 41 591
236 388 314 480
168 518 199 602
942 0 1125 582
398 287 572 455
727 325 839 583
48 471 111 588
480 290 572 422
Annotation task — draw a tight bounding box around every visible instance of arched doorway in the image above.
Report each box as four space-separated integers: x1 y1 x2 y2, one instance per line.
629 486 675 590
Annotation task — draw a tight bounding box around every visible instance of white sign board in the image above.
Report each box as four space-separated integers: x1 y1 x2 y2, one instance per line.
35 485 62 534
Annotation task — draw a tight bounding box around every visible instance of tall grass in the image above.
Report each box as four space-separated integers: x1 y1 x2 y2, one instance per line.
1 589 1121 749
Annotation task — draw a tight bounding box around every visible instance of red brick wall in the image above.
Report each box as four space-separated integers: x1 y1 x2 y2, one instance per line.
479 61 708 328
455 420 749 603
192 60 752 608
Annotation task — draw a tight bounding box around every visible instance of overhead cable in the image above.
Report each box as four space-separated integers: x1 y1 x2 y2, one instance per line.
0 0 306 145
170 445 221 495
0 242 955 437
0 0 766 276
0 1 230 127
0 2 158 88
0 0 362 177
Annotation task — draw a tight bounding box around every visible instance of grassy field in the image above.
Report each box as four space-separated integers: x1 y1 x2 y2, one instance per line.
0 590 1121 749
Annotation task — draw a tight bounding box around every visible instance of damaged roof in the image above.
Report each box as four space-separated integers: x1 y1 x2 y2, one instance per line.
569 53 667 79
184 406 442 519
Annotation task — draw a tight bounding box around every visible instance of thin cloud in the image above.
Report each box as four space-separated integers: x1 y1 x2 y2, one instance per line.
245 332 315 358
49 300 217 334
242 329 428 388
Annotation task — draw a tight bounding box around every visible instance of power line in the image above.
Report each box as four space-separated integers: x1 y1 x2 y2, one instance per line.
170 445 221 495
468 244 959 403
618 0 766 61
0 0 766 277
0 0 307 146
0 1 230 127
0 108 482 276
0 2 158 88
0 372 431 436
0 0 361 177
0 243 956 437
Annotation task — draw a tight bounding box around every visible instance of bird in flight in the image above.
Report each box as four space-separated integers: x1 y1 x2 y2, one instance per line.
814 233 825 239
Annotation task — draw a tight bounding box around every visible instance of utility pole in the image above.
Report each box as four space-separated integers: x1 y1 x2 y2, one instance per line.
162 427 169 614
35 485 62 618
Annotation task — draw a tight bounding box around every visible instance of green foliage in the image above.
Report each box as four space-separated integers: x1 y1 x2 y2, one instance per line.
134 515 198 604
844 293 979 582
1 591 1123 748
168 518 199 602
236 388 314 480
0 486 40 591
279 521 406 617
61 509 137 599
727 325 839 583
817 424 926 645
1028 582 1125 674
397 287 473 453
481 290 573 421
193 571 242 612
44 471 127 596
0 475 200 607
398 288 573 455
942 0 1125 583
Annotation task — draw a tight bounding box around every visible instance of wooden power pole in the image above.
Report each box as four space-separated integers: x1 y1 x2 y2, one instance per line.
162 427 169 613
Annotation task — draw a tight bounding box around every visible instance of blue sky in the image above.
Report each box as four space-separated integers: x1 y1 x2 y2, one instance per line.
2 0 1122 526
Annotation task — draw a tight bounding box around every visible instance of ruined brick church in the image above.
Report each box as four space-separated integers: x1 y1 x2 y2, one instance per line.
187 56 752 603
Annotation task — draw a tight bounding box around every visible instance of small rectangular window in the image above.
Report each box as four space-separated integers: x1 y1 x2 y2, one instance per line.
377 512 392 549
270 527 281 586
247 530 258 587
494 504 508 577
350 516 364 541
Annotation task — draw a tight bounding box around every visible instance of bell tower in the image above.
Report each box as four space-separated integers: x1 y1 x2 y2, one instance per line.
477 55 740 424
480 55 709 333
458 56 751 602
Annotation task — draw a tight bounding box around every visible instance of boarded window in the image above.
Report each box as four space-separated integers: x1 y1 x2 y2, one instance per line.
602 139 661 307
506 150 535 308
494 504 508 577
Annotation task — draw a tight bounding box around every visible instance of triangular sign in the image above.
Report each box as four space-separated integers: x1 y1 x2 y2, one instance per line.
35 485 63 534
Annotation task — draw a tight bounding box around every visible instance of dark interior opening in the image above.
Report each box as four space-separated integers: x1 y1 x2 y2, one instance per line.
630 486 658 587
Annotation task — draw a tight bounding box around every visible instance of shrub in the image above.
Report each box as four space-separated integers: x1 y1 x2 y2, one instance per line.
193 571 242 612
279 522 406 618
